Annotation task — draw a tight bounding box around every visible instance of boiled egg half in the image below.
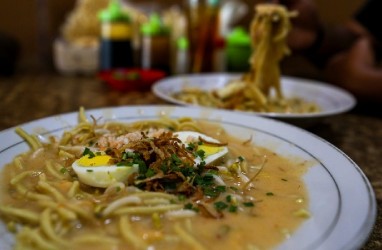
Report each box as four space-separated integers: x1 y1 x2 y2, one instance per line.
174 131 228 166
72 152 138 188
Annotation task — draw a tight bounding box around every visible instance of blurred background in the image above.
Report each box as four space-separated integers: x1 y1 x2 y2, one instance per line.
0 0 365 78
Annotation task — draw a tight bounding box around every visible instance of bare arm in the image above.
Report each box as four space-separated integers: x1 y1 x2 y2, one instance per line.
325 37 382 101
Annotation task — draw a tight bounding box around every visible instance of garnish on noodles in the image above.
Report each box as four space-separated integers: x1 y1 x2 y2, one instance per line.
173 4 320 114
0 108 311 250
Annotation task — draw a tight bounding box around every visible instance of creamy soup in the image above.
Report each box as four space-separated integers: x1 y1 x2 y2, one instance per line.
0 116 309 250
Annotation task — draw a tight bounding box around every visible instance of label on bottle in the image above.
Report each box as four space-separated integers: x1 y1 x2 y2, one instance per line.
102 22 132 40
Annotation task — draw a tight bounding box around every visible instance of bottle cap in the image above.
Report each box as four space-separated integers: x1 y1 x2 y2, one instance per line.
208 0 221 7
99 0 130 22
177 36 189 50
227 27 251 46
141 13 170 35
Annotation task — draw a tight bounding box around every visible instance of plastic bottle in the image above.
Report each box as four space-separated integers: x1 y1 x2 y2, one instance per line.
140 13 171 74
98 0 134 71
226 26 251 72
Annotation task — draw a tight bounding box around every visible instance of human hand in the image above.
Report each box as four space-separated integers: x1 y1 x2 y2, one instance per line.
267 0 322 51
325 37 382 100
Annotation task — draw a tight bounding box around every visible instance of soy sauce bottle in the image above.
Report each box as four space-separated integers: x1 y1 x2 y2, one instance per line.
98 0 134 71
140 13 171 74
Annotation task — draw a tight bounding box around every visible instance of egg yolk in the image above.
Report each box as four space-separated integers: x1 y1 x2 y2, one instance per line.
198 145 224 156
77 155 112 167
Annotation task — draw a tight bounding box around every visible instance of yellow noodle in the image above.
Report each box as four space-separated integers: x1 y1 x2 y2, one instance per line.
178 121 201 131
0 206 40 224
78 106 89 123
10 171 35 185
63 202 95 221
13 156 24 170
119 215 148 250
71 234 120 245
173 222 206 250
143 197 171 205
45 161 66 180
15 127 42 151
40 208 70 248
67 180 80 198
16 227 60 250
114 204 183 215
102 196 142 217
38 172 47 181
37 200 77 221
58 149 75 159
132 191 178 200
37 181 66 203
15 184 53 201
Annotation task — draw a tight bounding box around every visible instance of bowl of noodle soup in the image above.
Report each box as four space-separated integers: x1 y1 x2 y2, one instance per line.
152 73 356 126
0 105 375 250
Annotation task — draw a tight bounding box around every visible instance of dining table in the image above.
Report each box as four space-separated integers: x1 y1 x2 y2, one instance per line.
0 73 381 249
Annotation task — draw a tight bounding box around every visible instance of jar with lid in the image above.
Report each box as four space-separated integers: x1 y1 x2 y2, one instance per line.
140 13 171 74
98 0 134 71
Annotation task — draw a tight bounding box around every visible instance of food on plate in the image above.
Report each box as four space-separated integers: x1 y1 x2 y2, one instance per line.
173 4 320 114
0 108 310 250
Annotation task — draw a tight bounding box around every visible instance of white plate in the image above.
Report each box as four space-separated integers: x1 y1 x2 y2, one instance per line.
0 105 375 250
152 73 357 125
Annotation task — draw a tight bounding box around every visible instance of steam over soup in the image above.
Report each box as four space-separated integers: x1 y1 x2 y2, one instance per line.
0 111 310 250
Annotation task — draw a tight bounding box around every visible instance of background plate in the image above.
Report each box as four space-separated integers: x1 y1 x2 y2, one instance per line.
152 74 357 125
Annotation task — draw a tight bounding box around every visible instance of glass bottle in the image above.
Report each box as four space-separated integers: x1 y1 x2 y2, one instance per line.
140 13 171 74
185 0 222 73
98 0 134 71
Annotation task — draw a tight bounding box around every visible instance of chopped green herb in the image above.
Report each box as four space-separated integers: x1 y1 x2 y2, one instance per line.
215 185 226 192
145 168 156 178
178 195 186 202
226 195 232 203
195 149 206 160
203 187 220 198
186 142 196 151
228 205 238 213
86 169 94 172
243 202 254 207
266 192 274 196
60 167 67 174
238 156 245 162
184 203 194 210
82 148 95 158
281 178 288 182
214 201 228 211
171 154 182 165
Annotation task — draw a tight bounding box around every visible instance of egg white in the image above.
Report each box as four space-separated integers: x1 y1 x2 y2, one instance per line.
174 131 228 166
72 155 138 188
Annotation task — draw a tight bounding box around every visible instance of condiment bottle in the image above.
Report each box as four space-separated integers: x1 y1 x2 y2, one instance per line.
140 13 171 74
172 36 190 74
226 27 251 72
185 0 222 73
98 0 134 71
